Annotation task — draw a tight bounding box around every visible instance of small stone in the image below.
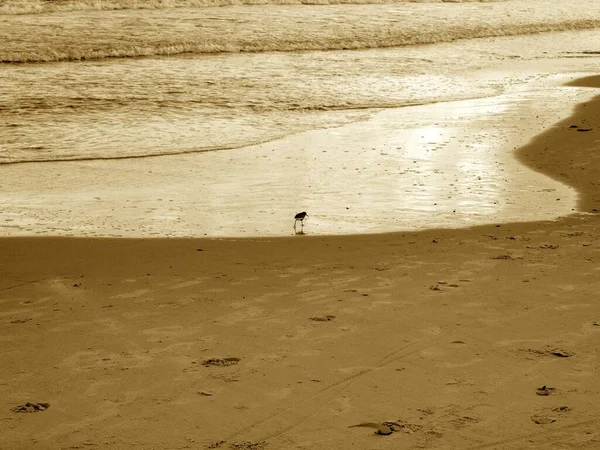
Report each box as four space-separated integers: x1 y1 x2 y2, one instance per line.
376 424 393 435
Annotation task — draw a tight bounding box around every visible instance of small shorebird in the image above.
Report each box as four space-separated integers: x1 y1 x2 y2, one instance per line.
294 211 308 234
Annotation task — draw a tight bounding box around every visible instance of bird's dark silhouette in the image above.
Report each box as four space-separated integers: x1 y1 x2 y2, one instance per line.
294 211 308 234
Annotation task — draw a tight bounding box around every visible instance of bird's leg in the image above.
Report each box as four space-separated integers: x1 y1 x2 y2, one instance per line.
294 220 297 232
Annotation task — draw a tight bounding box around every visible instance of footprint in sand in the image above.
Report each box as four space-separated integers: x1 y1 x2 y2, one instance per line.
549 349 574 358
230 441 267 450
309 315 335 322
491 254 522 260
520 347 574 358
536 385 555 396
349 420 422 435
202 357 241 367
531 415 556 425
11 402 50 413
9 317 32 324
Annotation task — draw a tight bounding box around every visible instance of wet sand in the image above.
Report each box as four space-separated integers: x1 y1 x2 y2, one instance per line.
0 72 595 238
1 76 599 449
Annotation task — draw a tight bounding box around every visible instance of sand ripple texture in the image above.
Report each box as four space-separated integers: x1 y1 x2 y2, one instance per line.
1 0 600 164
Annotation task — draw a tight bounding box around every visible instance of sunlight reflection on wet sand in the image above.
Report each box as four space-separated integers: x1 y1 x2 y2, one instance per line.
0 84 593 238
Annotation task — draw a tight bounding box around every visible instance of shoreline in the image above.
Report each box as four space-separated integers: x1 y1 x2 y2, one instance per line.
2 73 596 238
4 5 600 64
1 76 599 450
516 75 600 213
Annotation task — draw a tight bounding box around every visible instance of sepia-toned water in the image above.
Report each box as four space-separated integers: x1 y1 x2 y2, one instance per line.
1 0 600 236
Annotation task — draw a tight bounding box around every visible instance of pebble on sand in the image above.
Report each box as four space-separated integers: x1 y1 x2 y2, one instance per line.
376 424 393 435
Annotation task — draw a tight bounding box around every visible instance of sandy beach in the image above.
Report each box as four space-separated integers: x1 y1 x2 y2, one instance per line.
1 75 599 449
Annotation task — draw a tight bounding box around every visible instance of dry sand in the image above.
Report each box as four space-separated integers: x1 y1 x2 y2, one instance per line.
1 76 600 449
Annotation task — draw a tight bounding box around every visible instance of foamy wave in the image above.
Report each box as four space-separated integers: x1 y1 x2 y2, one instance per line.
0 142 258 165
0 0 507 15
3 19 600 63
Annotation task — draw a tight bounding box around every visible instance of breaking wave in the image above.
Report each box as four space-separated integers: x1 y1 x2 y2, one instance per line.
0 0 508 15
1 0 600 164
3 18 600 63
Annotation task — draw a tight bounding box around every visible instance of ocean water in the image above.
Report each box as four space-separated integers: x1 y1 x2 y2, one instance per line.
1 0 600 165
1 0 600 237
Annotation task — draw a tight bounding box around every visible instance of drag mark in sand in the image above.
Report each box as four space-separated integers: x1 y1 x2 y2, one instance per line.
226 286 599 444
0 276 59 292
466 419 600 449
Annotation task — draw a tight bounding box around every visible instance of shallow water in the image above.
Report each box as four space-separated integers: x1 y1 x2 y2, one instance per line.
2 31 600 165
2 1 600 164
